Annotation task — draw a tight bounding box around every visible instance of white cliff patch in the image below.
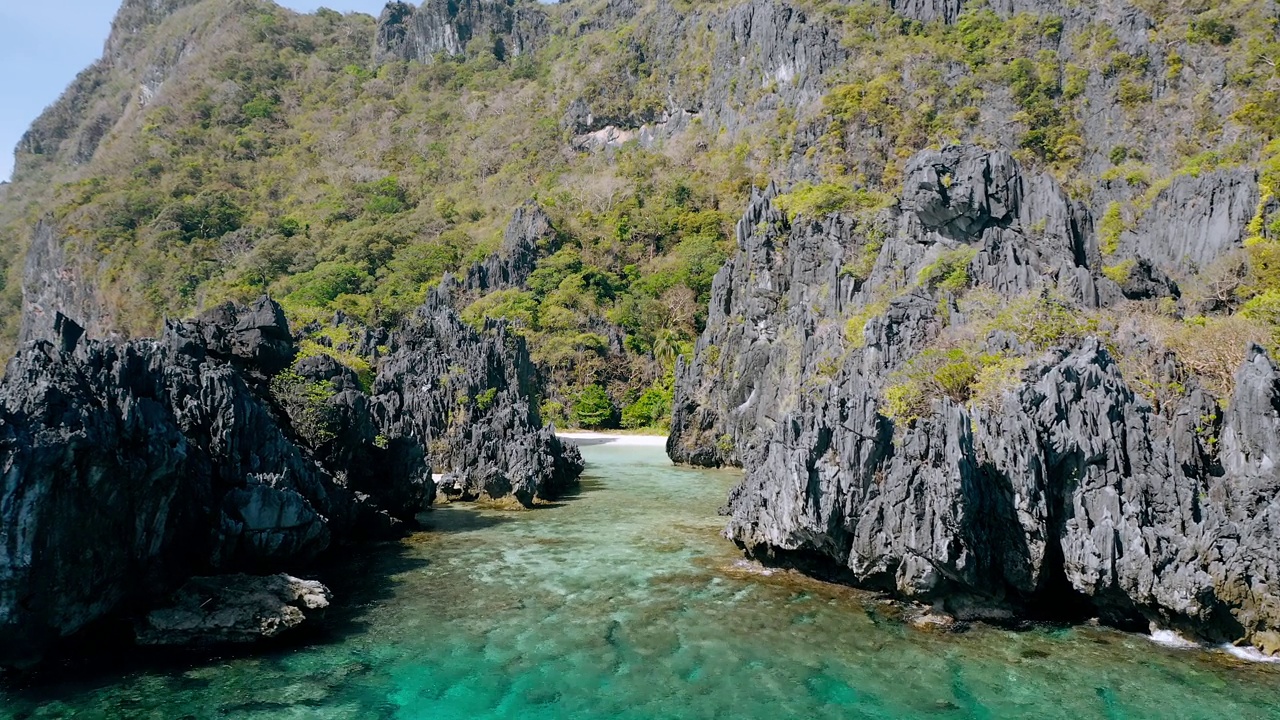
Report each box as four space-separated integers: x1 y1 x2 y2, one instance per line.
572 110 699 152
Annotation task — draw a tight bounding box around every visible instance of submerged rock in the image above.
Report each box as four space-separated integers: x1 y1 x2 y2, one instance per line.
137 574 331 647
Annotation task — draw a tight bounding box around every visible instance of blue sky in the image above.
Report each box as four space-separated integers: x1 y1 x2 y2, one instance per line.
0 1 391 182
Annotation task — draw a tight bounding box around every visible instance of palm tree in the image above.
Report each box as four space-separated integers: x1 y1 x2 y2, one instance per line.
652 329 679 371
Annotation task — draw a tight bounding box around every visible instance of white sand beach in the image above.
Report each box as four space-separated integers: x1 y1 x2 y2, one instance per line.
557 432 668 447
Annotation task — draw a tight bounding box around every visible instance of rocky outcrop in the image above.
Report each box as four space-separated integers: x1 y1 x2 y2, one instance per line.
900 145 1104 303
672 144 1280 653
670 145 1111 467
1118 169 1261 277
0 299 411 668
19 219 110 345
373 287 583 506
0 283 579 669
568 105 700 152
554 0 1242 237
666 0 847 135
890 0 1161 30
889 0 1076 24
722 339 1280 648
16 0 201 179
136 574 331 647
556 0 845 178
889 0 965 24
296 202 583 508
463 201 556 293
373 0 549 64
105 0 203 61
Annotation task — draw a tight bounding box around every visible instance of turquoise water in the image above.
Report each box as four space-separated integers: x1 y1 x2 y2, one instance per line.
4 444 1280 719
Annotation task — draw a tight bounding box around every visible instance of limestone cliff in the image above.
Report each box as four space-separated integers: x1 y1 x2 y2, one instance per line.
19 220 112 345
0 299 395 667
373 285 583 506
670 145 1280 654
16 0 206 179
0 289 580 669
373 0 549 64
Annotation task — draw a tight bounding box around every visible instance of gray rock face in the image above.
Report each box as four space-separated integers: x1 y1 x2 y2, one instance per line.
561 0 844 174
889 0 1122 27
136 573 330 647
672 144 1280 653
553 0 1249 255
670 146 1105 467
373 0 549 64
901 145 1102 303
663 0 847 135
901 147 1021 240
0 300 392 668
373 287 583 507
0 283 579 668
1119 169 1261 277
20 220 110 346
724 339 1280 647
889 0 965 25
463 201 555 293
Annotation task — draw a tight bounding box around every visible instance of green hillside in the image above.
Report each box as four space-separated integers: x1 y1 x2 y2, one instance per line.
4 0 1280 429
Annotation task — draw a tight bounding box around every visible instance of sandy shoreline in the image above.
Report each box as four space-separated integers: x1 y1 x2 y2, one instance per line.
557 432 668 447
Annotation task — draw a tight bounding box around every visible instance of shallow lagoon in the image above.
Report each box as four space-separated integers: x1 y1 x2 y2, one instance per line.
4 444 1280 719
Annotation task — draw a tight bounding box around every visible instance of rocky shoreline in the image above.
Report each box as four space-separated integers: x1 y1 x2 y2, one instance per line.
0 289 582 670
3 0 1280 682
669 144 1280 656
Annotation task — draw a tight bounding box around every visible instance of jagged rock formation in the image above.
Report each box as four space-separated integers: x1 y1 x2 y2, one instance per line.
373 0 549 64
4 0 1277 664
463 201 556 293
559 0 844 172
373 286 583 506
1117 168 1262 277
0 299 411 668
889 0 966 24
553 0 1257 234
670 144 1280 653
892 0 1153 28
451 200 629 408
136 574 331 647
294 201 583 506
670 145 1114 467
19 220 110 345
0 288 580 669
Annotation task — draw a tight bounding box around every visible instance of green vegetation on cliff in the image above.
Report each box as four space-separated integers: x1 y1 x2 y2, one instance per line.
5 0 1280 422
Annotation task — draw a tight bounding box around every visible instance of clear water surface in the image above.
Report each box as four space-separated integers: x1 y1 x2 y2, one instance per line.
3 444 1280 719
